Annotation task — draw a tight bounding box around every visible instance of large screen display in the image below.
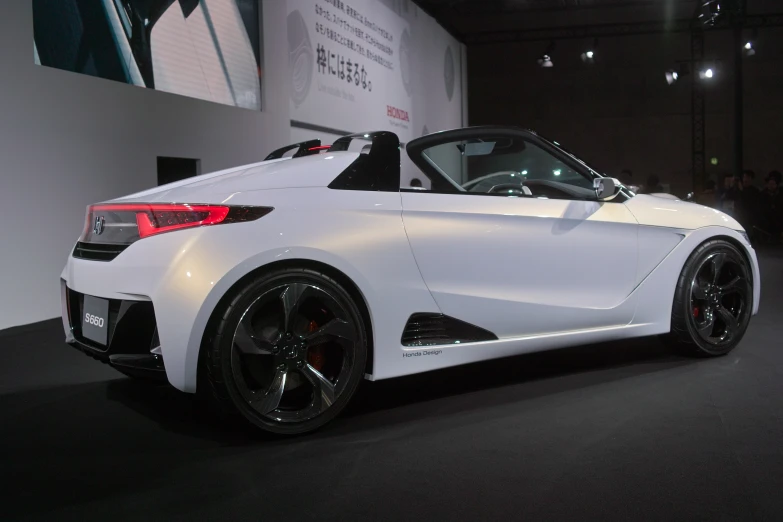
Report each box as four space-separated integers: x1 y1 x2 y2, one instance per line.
33 0 262 110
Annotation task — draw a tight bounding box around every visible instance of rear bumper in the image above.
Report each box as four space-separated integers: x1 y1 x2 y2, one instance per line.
61 280 166 381
59 223 295 393
59 227 218 392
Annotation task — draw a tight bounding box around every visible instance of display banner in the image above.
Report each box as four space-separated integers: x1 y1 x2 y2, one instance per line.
287 0 414 141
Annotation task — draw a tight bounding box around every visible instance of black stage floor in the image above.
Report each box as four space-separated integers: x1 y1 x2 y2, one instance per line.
2 249 783 521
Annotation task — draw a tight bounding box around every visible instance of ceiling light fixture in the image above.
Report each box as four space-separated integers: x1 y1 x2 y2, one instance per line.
538 41 556 68
581 38 598 63
697 0 722 27
580 50 594 63
744 30 758 56
665 62 693 85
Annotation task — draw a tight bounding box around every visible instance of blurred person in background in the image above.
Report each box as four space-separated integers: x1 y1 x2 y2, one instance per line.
758 171 783 242
695 179 717 208
738 169 760 234
619 168 640 192
719 173 741 216
638 174 664 194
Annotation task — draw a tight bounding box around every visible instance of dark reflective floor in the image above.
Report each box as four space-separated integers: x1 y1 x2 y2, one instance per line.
2 248 782 521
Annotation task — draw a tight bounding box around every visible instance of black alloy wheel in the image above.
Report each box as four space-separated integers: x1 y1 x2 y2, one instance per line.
668 239 753 356
204 268 367 434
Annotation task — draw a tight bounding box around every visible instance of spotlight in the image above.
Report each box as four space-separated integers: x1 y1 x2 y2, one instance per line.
697 0 722 27
744 41 756 56
538 54 554 68
538 41 556 68
699 67 714 79
665 63 691 85
580 38 598 64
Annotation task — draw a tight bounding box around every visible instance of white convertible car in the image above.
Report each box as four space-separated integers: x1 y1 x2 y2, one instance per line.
61 127 760 434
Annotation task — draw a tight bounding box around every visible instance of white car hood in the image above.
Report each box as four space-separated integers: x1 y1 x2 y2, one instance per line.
110 152 360 204
625 194 743 231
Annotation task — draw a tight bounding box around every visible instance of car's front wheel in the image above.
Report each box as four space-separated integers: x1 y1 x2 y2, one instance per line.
203 268 367 435
668 239 753 356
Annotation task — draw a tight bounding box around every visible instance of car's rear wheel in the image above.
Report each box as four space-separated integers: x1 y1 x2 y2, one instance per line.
668 239 753 356
203 268 367 435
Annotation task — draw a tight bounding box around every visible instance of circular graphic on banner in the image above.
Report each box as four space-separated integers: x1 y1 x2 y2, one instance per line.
288 10 313 107
444 46 455 101
399 29 413 97
422 125 430 137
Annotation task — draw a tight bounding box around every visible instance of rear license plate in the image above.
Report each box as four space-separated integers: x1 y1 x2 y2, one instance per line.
82 295 109 345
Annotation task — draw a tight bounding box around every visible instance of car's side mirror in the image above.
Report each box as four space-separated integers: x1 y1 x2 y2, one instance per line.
593 177 620 201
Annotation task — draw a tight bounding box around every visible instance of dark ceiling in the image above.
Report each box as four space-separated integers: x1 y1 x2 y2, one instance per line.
413 0 709 40
417 0 691 15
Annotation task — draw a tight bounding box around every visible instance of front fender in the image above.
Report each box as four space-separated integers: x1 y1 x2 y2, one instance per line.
630 226 760 330
625 195 744 231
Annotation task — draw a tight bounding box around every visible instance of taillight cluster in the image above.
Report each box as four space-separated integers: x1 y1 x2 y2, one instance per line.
79 203 272 245
131 204 231 238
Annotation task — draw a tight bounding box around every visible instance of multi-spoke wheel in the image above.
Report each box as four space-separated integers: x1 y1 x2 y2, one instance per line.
668 239 753 356
203 268 367 434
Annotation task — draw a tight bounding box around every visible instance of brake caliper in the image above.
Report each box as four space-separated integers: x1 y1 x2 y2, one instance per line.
307 320 325 371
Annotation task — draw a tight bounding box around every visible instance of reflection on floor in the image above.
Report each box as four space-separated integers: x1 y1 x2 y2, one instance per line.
2 247 783 521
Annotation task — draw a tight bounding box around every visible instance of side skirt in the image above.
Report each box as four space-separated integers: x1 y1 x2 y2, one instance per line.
368 321 668 381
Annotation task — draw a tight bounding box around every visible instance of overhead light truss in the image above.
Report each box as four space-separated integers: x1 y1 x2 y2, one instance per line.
463 13 783 44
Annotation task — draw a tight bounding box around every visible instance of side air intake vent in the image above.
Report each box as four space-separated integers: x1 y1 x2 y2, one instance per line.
401 313 497 347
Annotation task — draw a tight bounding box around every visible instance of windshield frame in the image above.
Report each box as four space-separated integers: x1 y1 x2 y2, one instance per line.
533 131 637 198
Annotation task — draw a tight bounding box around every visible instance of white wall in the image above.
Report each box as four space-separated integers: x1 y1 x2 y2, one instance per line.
0 0 466 330
0 0 286 331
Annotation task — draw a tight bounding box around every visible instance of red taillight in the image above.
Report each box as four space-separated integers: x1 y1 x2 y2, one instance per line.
79 203 272 244
308 145 331 152
132 204 230 238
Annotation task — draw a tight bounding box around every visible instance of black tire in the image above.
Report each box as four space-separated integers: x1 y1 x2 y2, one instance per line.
667 239 753 356
202 268 368 435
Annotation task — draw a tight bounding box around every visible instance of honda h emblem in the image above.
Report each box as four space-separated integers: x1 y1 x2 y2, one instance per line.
93 216 105 236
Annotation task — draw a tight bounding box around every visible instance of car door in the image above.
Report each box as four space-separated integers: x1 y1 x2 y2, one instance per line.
401 128 640 339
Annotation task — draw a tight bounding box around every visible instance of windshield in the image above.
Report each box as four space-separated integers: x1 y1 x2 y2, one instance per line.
534 132 636 197
534 133 604 177
421 136 595 193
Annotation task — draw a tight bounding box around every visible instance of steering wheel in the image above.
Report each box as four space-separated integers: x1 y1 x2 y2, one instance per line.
488 183 531 196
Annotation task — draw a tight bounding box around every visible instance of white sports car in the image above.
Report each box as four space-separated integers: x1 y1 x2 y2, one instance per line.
61 127 760 434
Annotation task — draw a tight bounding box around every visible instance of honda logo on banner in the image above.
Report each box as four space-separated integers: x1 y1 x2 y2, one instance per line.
387 105 410 122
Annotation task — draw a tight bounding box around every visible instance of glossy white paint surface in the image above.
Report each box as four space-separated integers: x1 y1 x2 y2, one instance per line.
115 153 360 203
400 193 640 337
625 194 744 231
61 155 761 391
